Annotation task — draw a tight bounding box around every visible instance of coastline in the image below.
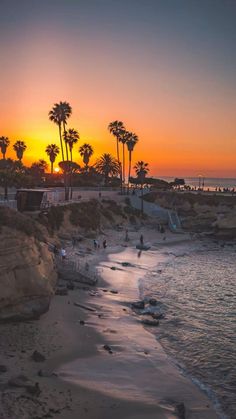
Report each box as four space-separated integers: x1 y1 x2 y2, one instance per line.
0 229 220 419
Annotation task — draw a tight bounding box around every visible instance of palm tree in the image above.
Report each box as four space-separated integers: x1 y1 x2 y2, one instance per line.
0 159 22 199
119 129 130 184
108 121 125 164
13 140 27 162
79 143 94 171
108 121 125 187
49 101 72 161
0 136 10 159
95 153 120 185
45 144 60 174
64 128 79 161
134 161 149 214
49 101 72 200
126 132 139 193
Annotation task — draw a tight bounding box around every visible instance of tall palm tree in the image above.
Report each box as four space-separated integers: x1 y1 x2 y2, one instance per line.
79 143 94 171
126 132 139 193
49 101 72 162
0 136 10 159
108 121 125 164
49 101 72 200
64 128 79 161
119 129 130 184
95 153 120 185
108 121 125 187
45 144 60 174
134 160 149 214
13 140 27 162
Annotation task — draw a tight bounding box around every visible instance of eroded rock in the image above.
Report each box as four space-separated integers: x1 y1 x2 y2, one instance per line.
131 301 145 310
31 350 46 362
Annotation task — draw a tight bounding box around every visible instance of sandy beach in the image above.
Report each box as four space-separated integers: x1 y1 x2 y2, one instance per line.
0 226 220 419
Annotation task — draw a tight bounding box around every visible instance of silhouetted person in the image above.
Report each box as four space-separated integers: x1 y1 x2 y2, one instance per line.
103 240 107 249
140 234 144 246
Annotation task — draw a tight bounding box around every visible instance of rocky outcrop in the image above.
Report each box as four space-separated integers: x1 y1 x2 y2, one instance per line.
0 227 57 321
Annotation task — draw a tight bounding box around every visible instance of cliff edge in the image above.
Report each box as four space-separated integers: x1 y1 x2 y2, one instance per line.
0 208 57 321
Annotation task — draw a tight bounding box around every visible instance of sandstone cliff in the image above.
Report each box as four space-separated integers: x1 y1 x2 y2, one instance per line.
144 191 236 238
0 224 57 321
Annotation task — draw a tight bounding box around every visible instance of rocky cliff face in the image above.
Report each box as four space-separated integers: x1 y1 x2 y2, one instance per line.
0 227 57 321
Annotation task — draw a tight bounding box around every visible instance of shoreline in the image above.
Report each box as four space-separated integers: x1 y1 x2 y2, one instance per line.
56 234 219 419
0 230 221 418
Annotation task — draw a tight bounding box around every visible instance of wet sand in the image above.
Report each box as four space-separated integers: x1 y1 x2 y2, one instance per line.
0 229 219 418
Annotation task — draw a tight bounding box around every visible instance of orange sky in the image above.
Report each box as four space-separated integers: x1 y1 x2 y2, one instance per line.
0 1 236 178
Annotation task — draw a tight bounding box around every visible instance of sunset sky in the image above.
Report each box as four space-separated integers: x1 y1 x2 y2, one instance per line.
0 0 236 177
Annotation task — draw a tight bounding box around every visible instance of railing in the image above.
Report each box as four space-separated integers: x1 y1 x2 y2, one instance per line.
56 258 99 285
168 210 182 232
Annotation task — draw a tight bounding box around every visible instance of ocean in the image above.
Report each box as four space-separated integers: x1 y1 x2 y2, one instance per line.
140 240 236 419
160 177 236 191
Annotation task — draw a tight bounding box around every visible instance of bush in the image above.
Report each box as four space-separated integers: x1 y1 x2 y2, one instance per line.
69 200 101 231
38 206 65 232
0 207 44 240
101 207 114 222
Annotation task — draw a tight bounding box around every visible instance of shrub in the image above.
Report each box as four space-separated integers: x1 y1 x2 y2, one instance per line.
38 205 65 232
0 207 44 240
69 200 101 231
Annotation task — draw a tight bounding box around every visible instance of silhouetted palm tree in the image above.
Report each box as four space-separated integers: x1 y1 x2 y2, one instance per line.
45 144 60 174
13 140 27 162
64 128 79 161
134 160 149 214
108 121 125 164
49 101 72 161
0 136 10 159
95 153 120 185
108 121 125 187
49 101 72 200
126 132 139 193
134 161 149 178
119 129 129 184
0 159 23 199
79 143 94 171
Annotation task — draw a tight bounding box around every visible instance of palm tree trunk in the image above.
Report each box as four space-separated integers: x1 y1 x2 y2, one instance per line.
59 124 64 161
116 138 120 163
141 182 143 215
122 143 125 186
70 148 73 199
128 150 132 195
62 122 69 200
116 137 122 193
3 152 6 160
63 122 69 161
51 161 53 174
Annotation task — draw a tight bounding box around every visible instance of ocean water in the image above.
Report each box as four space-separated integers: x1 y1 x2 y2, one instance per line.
140 241 236 419
161 176 236 190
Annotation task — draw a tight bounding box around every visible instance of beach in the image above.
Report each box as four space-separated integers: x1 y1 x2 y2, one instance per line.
0 227 221 419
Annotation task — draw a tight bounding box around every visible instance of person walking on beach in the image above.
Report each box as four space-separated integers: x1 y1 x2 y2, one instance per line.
125 229 129 242
93 239 98 250
61 247 66 261
140 234 144 246
103 239 107 249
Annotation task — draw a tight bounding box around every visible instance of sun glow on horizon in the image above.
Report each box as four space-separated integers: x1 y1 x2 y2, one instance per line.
0 1 236 178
